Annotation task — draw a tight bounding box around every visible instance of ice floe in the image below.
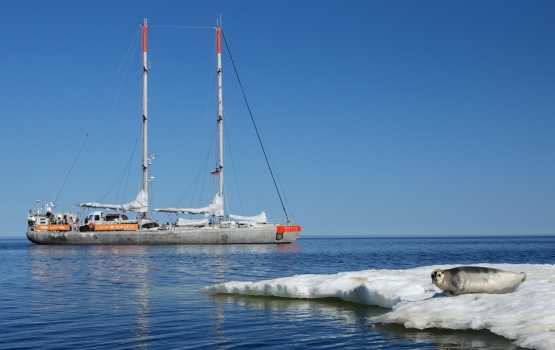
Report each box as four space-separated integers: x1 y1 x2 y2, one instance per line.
208 264 555 350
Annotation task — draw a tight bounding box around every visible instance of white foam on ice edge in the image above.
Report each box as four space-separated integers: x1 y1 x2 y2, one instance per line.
207 264 555 350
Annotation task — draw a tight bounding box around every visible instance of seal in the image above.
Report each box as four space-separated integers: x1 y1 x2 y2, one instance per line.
431 266 526 297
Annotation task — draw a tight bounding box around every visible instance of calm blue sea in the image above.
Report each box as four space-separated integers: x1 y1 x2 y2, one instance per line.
1 235 553 349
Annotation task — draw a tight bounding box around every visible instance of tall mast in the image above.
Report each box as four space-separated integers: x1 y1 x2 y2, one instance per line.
141 19 149 211
216 26 224 219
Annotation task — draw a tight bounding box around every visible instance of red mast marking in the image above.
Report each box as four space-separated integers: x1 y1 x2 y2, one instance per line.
142 24 148 52
216 27 221 54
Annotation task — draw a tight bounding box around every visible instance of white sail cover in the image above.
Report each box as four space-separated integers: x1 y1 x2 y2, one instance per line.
77 189 148 212
154 193 224 217
176 218 209 227
228 211 267 224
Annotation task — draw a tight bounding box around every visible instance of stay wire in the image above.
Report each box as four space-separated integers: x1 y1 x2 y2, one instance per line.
53 132 89 205
53 28 142 206
221 29 290 223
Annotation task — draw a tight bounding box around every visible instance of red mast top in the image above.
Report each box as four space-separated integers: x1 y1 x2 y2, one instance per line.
142 22 148 53
216 27 221 54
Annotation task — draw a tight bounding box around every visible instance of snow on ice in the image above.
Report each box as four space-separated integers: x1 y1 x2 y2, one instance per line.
208 264 555 350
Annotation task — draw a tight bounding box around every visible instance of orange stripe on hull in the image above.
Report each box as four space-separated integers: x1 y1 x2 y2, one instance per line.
94 223 139 231
36 224 71 231
276 225 302 233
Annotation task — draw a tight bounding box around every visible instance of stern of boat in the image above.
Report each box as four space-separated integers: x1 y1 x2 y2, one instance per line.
276 225 301 243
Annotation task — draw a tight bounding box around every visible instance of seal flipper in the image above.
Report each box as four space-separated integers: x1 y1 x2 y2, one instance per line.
455 277 466 291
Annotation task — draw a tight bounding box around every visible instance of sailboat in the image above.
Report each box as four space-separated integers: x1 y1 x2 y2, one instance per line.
26 20 301 245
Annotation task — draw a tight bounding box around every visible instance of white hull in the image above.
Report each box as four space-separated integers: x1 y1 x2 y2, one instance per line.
27 225 299 245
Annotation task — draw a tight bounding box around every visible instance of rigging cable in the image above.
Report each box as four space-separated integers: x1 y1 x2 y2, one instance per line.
53 28 142 206
221 29 290 223
53 132 89 205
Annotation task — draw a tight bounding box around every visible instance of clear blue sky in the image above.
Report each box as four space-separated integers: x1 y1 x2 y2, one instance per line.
2 1 554 237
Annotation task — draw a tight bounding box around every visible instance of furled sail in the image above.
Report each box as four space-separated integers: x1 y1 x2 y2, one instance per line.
228 211 267 224
154 193 223 217
176 218 209 227
77 189 148 212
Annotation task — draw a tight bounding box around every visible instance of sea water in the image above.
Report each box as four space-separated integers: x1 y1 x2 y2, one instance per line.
1 236 553 349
